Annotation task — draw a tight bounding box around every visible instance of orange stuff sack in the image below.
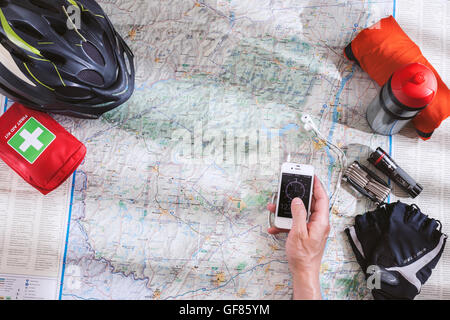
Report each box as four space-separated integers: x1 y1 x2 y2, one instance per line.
344 16 450 140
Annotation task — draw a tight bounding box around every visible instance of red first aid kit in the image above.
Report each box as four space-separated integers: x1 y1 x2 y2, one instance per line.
0 103 86 195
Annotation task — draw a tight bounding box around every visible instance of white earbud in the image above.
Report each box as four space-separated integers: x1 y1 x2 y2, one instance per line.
301 114 319 133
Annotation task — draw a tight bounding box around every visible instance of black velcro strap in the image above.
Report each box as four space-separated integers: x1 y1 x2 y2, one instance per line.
416 129 434 139
344 43 361 67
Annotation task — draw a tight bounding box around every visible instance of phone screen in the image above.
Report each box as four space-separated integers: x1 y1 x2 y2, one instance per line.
277 173 313 218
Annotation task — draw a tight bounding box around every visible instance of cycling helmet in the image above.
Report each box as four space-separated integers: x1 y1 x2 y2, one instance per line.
0 0 135 118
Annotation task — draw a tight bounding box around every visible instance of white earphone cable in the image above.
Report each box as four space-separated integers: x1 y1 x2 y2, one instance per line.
300 114 347 211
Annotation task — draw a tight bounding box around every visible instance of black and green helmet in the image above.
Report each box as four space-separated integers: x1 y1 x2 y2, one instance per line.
0 0 135 118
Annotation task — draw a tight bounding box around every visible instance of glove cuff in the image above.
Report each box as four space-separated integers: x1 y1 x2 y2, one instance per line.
345 226 367 271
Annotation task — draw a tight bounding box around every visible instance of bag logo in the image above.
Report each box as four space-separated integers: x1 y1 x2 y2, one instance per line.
7 117 55 164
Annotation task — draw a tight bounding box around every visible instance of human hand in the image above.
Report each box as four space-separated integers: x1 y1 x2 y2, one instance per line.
267 175 330 300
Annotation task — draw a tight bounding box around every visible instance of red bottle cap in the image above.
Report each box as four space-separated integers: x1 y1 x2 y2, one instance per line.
390 63 438 108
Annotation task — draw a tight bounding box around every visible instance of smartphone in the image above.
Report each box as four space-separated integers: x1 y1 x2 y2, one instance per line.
274 163 314 230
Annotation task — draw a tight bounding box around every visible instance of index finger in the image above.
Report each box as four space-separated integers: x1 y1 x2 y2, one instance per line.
267 203 276 213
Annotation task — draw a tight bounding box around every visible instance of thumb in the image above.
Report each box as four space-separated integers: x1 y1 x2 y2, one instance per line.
291 198 308 238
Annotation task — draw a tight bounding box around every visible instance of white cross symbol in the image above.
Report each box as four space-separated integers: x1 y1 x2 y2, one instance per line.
19 128 44 152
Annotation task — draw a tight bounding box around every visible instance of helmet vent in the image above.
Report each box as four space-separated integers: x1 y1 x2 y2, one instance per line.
11 20 44 40
41 50 66 65
77 69 104 86
124 52 132 76
102 32 114 57
56 86 92 99
29 0 60 14
45 16 67 36
82 41 105 66
81 10 101 29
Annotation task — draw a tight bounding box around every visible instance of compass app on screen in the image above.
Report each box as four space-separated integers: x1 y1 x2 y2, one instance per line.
278 173 313 218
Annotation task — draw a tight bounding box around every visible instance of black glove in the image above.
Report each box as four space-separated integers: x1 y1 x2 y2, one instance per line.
346 201 447 300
